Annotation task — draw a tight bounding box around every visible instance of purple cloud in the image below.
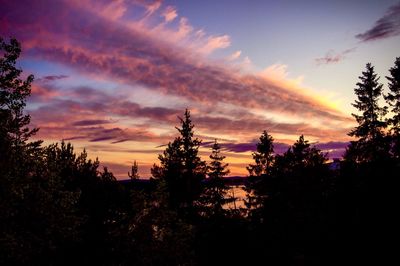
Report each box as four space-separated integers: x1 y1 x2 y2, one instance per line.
315 48 356 65
217 140 348 158
0 0 349 124
36 75 69 82
72 119 112 126
356 2 400 42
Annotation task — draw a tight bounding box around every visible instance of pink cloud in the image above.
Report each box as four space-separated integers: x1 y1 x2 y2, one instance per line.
162 6 178 22
1 0 352 146
199 34 231 54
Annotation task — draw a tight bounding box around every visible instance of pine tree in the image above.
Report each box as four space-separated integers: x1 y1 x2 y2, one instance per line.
247 131 274 176
198 140 229 217
128 160 140 179
0 38 80 264
385 57 400 158
153 138 184 208
152 109 206 210
245 131 275 218
175 109 207 208
0 38 38 147
346 63 389 162
385 57 400 133
349 63 387 139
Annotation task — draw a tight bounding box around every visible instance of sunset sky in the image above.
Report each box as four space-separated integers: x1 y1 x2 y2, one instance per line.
1 0 399 178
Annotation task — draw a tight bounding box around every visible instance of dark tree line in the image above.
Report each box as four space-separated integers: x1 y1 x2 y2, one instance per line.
1 37 399 265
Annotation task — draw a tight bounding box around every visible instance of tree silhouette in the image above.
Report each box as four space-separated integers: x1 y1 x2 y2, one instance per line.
245 131 275 217
152 138 184 208
198 140 229 217
346 63 389 162
0 37 38 148
128 160 140 179
247 130 274 176
176 109 207 209
0 39 81 264
152 109 206 211
385 57 400 159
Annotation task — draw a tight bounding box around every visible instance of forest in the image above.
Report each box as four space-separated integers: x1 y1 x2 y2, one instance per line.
1 37 399 265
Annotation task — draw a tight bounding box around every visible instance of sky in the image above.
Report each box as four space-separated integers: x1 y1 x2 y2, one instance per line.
1 0 399 178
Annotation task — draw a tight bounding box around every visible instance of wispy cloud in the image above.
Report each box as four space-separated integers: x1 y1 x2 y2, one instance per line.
356 2 400 42
72 120 113 126
162 6 178 22
36 75 69 82
315 48 356 65
205 140 348 159
0 0 354 177
227 50 242 61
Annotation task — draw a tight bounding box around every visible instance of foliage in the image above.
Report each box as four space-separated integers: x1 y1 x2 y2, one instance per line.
346 63 390 163
245 131 275 217
385 57 400 158
2 37 400 265
247 130 274 176
128 160 140 179
152 109 206 211
197 140 230 217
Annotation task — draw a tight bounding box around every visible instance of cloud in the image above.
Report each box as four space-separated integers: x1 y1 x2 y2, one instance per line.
36 75 69 82
315 48 356 65
162 6 178 22
99 0 127 21
72 119 113 126
212 139 348 158
227 50 242 61
199 34 231 54
194 115 349 140
30 84 60 102
356 2 400 42
259 64 304 88
1 0 353 147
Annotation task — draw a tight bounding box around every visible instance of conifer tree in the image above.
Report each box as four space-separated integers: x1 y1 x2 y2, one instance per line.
152 109 206 210
385 57 400 158
245 131 275 217
346 63 389 162
128 160 140 179
247 131 274 176
0 38 80 264
0 37 39 173
385 57 400 132
349 63 387 140
198 140 229 217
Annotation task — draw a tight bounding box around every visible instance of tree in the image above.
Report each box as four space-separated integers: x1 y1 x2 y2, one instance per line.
198 140 229 217
385 57 400 158
247 131 274 176
346 63 389 162
0 37 39 176
128 160 140 180
0 38 82 265
245 131 275 216
0 37 37 147
176 109 207 208
152 109 206 210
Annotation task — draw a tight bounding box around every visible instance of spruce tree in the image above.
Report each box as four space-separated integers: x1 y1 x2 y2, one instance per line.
245 131 275 218
385 57 400 158
128 160 140 179
247 130 274 176
198 140 229 217
175 109 206 208
385 57 400 133
0 38 80 264
346 63 389 162
152 109 206 210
